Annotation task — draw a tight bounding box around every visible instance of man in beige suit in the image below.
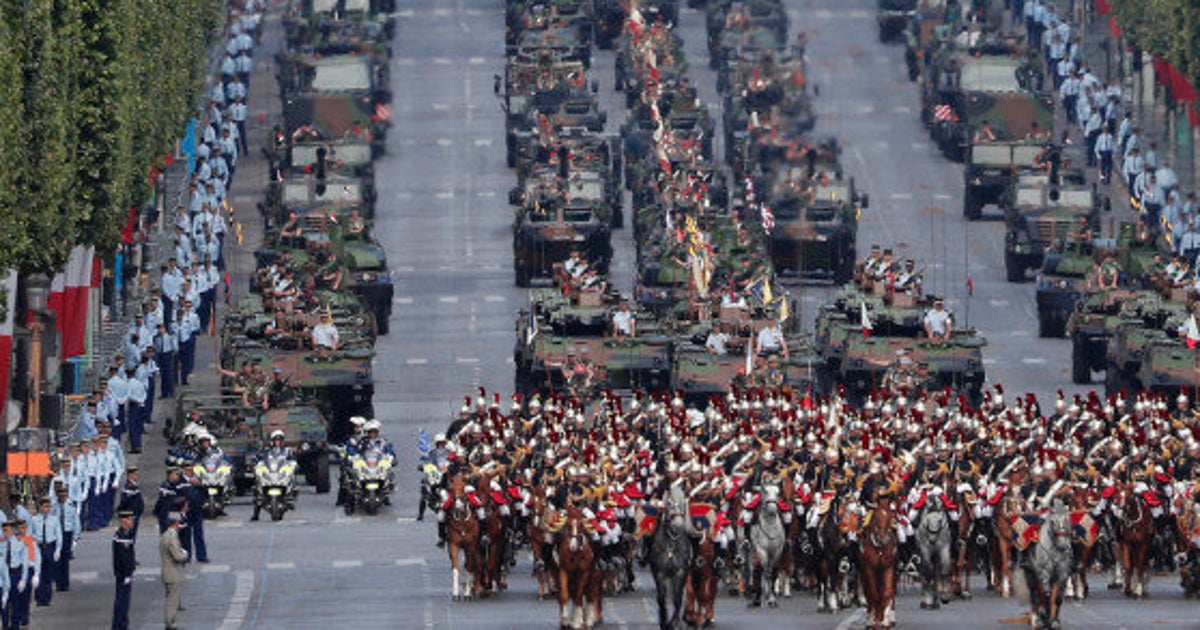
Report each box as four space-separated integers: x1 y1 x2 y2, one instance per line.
159 512 189 629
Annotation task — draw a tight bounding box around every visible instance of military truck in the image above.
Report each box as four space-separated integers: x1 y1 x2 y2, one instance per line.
814 287 987 403
1003 174 1106 281
877 0 918 42
922 47 1050 164
264 138 377 219
765 173 865 283
278 52 391 156
1131 340 1200 399
170 393 332 494
510 167 613 286
963 140 1044 220
1065 289 1142 384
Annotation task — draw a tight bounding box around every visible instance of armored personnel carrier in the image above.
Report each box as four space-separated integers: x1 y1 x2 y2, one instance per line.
764 170 864 284
278 52 392 156
877 0 918 42
510 166 613 286
1003 174 1106 281
814 286 987 404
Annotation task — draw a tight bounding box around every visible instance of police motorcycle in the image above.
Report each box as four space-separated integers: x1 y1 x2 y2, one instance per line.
253 431 299 522
344 446 395 515
193 451 235 518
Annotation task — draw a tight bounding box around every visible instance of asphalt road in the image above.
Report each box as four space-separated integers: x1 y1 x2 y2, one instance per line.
37 0 1200 628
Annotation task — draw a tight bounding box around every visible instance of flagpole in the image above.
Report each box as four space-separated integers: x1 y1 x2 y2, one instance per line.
964 216 971 328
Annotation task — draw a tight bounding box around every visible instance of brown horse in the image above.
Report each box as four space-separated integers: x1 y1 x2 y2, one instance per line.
528 486 558 599
1177 489 1200 597
477 480 509 595
1118 487 1154 599
684 528 718 628
991 486 1023 598
556 506 602 629
1065 483 1100 600
859 499 898 629
445 476 483 600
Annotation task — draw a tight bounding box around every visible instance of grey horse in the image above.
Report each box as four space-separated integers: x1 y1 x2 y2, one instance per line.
650 499 693 629
749 485 787 609
1025 502 1073 629
915 495 953 610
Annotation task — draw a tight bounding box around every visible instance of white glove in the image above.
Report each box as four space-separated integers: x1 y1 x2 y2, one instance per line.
53 551 60 562
123 577 132 585
1176 552 1188 567
17 579 25 593
112 481 119 491
31 576 38 590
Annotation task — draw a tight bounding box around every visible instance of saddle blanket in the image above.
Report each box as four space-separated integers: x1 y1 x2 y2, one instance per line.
1010 513 1042 551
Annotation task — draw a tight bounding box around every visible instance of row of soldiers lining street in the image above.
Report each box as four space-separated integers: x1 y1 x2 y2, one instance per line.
426 383 1200 589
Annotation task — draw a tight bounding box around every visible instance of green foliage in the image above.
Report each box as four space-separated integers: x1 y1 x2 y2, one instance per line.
1111 0 1200 95
0 0 222 273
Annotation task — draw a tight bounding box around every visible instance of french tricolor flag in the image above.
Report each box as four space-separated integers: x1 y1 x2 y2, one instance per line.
46 246 96 359
0 270 17 422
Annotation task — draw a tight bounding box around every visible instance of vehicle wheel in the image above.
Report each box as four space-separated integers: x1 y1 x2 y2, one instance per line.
376 312 390 336
1038 312 1064 338
1005 251 1025 282
314 453 331 494
366 503 379 516
1071 336 1091 384
344 499 354 516
963 189 981 220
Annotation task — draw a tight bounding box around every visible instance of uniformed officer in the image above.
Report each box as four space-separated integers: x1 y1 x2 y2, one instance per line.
12 520 37 627
177 300 201 385
117 466 144 537
111 510 136 630
50 485 79 592
181 471 209 563
0 520 19 629
154 469 184 533
30 499 59 607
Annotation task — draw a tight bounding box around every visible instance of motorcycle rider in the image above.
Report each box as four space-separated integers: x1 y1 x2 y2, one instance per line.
419 434 450 522
196 433 225 462
361 420 395 456
251 430 294 522
336 416 368 508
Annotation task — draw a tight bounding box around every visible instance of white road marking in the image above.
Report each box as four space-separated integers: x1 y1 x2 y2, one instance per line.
468 57 487 65
474 138 492 147
266 562 296 570
431 103 450 111
200 564 232 574
933 193 953 200
406 358 428 365
456 357 480 364
849 9 871 18
395 557 428 567
1021 357 1048 365
215 520 245 528
891 105 912 115
476 190 496 198
890 193 913 200
438 295 459 303
436 139 453 147
432 57 452 65
1009 329 1032 337
394 297 414 305
219 570 255 630
435 190 454 199
989 299 1010 307
432 8 450 16
396 58 416 66
911 141 929 151
983 358 999 365
75 571 99 582
854 104 875 115
333 560 364 569
395 265 415 272
835 609 865 630
395 192 413 199
396 517 417 524
484 295 506 302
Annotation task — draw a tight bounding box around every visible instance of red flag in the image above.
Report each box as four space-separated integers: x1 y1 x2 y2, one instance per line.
861 301 873 338
0 271 17 423
1183 314 1199 350
1096 0 1110 15
967 273 974 296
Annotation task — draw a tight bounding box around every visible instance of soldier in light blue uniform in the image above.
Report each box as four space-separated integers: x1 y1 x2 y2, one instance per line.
30 499 60 606
156 322 179 399
177 300 200 386
0 520 19 628
9 520 36 627
51 484 79 592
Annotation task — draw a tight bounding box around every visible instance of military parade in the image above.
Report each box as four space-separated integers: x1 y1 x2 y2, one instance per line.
2 0 1200 627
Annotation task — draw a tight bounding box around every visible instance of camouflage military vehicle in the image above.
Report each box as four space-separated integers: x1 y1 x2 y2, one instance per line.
1131 340 1200 399
279 52 391 156
903 3 957 82
264 138 376 220
963 140 1044 220
1034 239 1109 338
765 172 865 283
505 1 593 67
170 393 332 493
877 0 918 42
513 291 672 396
510 167 613 286
705 0 789 68
814 287 987 403
1003 174 1105 281
510 130 624 227
283 4 395 55
922 46 1050 164
672 322 818 404
1064 289 1143 384
504 88 606 170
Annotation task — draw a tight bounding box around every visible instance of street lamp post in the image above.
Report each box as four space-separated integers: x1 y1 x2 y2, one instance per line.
25 274 49 429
